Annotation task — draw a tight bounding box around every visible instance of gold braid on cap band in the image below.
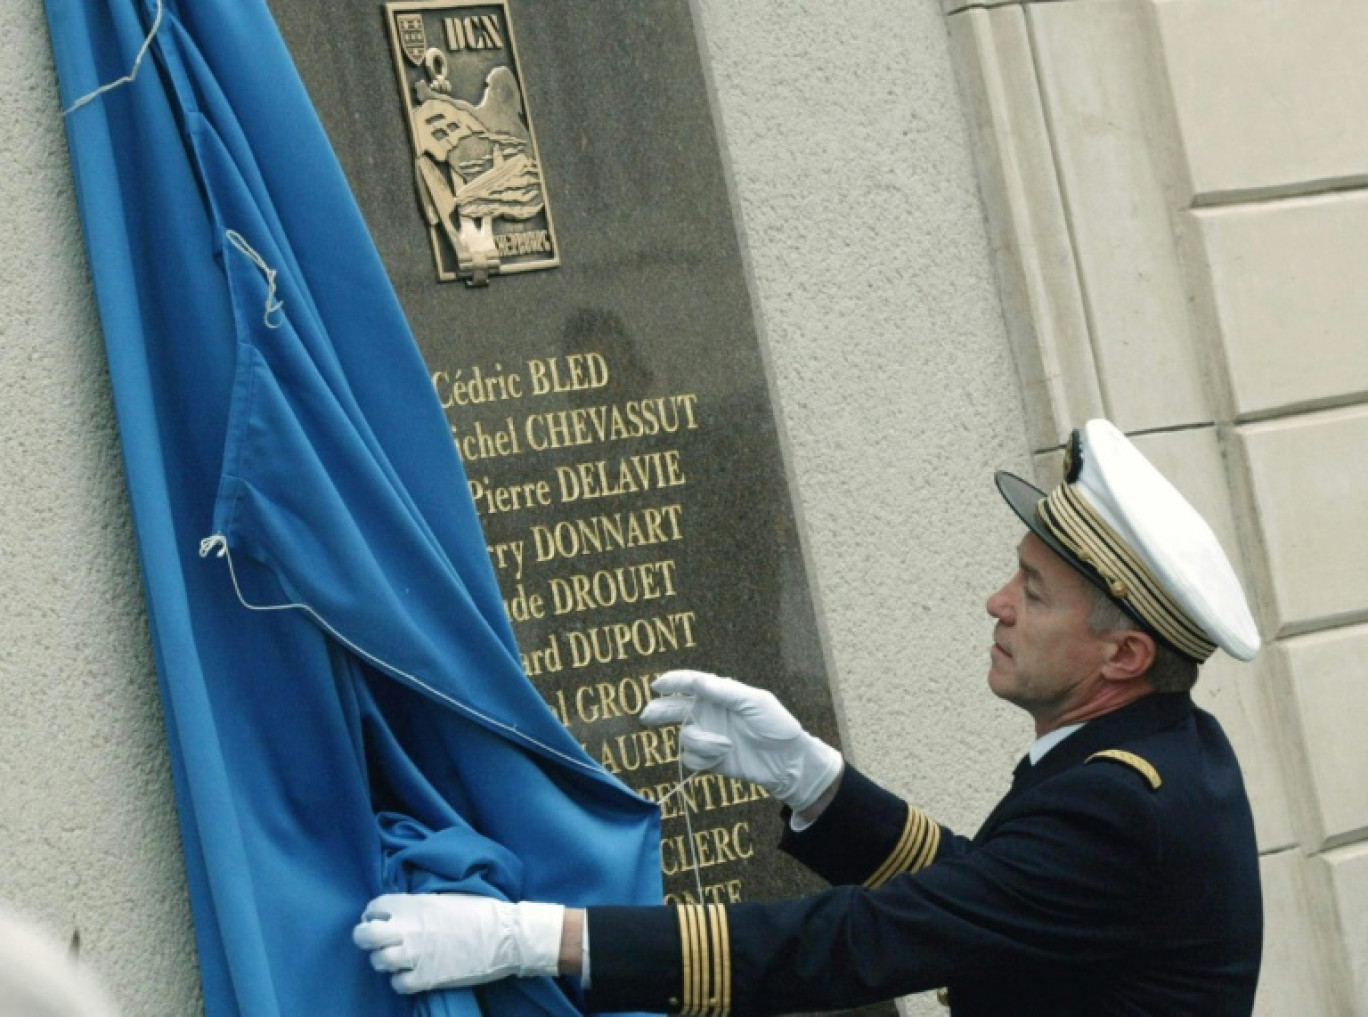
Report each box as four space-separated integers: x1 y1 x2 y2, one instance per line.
1037 484 1216 662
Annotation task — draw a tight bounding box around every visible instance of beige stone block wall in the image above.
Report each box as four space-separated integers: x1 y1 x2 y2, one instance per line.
1197 195 1368 418
1027 2 1213 433
945 7 1099 452
1238 408 1368 632
0 1 201 1013
947 0 1368 1010
1156 0 1368 202
1258 849 1348 1014
1270 626 1368 849
1322 843 1368 1010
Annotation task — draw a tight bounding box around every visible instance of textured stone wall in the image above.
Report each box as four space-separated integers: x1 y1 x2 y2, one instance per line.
0 2 201 1012
689 0 1029 839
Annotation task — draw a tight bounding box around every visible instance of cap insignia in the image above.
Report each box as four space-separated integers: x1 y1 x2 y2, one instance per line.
1063 429 1083 483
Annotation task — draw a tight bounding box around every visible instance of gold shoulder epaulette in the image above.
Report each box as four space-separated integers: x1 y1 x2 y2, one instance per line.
862 806 941 889
1086 749 1162 790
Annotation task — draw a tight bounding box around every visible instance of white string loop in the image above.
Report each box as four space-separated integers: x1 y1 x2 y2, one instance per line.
675 747 706 904
198 533 604 776
224 230 284 328
644 697 707 904
63 0 166 116
201 532 711 898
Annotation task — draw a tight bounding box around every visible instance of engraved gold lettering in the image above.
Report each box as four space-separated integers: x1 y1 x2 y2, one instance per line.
478 15 504 48
501 581 545 622
638 773 768 821
431 365 523 407
444 14 505 50
565 611 699 667
523 394 700 451
664 880 744 905
555 450 687 503
527 354 610 395
572 673 655 723
547 689 570 725
520 633 563 677
486 538 526 579
548 559 679 616
495 230 551 257
454 417 522 462
468 476 552 516
660 822 755 875
593 726 676 774
529 504 684 562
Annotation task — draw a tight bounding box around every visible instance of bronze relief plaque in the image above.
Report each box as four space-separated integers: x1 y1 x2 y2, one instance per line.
385 1 559 285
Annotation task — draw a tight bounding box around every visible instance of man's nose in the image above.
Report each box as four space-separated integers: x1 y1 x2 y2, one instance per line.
986 584 1012 622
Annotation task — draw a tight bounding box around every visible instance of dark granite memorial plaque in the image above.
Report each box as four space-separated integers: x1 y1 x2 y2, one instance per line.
267 4 897 1010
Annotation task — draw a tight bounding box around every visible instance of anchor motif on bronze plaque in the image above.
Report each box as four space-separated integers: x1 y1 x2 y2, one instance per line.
385 1 559 285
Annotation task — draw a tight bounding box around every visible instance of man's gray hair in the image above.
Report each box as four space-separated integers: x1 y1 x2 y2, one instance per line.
1084 583 1199 693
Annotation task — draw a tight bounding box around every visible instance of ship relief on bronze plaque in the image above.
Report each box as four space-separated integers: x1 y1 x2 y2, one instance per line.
385 0 559 285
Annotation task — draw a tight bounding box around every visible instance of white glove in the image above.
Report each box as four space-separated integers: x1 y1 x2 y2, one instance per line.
640 669 842 812
352 893 563 994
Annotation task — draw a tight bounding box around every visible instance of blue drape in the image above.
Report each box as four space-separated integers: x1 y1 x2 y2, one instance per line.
43 1 661 1013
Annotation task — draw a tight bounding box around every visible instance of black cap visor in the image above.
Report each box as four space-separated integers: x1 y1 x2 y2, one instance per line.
994 471 1094 582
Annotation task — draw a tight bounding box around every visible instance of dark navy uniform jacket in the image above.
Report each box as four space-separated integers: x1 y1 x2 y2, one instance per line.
585 693 1262 1016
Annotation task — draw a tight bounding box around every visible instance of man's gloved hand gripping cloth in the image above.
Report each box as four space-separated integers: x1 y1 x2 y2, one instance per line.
43 1 661 1014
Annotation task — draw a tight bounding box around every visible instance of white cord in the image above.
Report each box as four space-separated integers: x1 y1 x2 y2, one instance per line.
648 697 707 904
63 0 166 116
675 749 706 904
198 534 604 777
201 533 708 898
224 230 285 328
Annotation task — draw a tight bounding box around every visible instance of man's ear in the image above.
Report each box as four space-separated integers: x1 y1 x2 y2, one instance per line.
1100 630 1157 683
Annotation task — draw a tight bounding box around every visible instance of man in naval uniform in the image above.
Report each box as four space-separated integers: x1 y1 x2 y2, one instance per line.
353 419 1264 1015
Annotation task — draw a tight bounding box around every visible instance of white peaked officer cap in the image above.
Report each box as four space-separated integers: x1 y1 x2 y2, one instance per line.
996 419 1260 663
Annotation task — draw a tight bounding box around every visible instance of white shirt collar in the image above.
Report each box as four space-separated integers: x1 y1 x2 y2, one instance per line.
1028 722 1086 765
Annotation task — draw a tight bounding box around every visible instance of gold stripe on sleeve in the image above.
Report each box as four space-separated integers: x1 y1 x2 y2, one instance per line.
694 905 710 1017
863 808 918 888
705 904 726 1016
675 903 734 1017
714 904 732 1015
911 815 942 873
699 905 714 1017
864 807 939 888
677 905 700 1015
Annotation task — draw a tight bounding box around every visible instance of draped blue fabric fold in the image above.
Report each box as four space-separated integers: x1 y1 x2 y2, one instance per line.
43 1 661 1013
